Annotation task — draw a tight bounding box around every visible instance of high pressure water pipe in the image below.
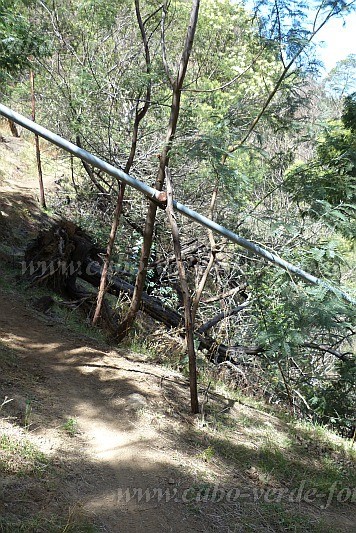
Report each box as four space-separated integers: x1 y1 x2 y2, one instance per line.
0 103 354 305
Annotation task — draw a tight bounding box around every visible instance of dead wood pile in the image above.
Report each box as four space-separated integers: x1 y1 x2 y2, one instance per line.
24 220 262 362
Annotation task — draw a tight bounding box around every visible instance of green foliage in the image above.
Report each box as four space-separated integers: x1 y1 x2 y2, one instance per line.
342 91 356 131
0 516 97 533
2 0 354 434
23 399 32 429
0 0 50 79
62 417 78 436
252 267 355 430
198 445 215 462
251 0 351 72
309 357 356 430
284 94 356 237
325 54 356 97
0 434 48 477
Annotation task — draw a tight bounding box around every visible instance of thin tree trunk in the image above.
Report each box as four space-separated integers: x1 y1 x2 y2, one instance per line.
70 153 78 194
8 119 19 137
75 135 109 195
191 180 219 322
117 0 201 340
92 0 151 325
166 169 199 413
277 360 294 410
30 70 46 209
92 183 125 325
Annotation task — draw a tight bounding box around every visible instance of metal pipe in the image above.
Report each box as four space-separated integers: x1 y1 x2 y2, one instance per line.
1 103 354 305
174 198 330 283
0 104 162 203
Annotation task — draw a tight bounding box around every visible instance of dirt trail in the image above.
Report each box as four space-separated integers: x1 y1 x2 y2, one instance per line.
1 129 355 533
0 131 56 195
0 132 207 532
0 287 209 532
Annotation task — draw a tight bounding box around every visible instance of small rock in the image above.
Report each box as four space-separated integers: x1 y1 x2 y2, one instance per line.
125 393 147 409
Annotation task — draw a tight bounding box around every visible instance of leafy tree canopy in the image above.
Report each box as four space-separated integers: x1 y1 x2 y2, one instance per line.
0 0 50 78
324 54 356 98
284 93 356 237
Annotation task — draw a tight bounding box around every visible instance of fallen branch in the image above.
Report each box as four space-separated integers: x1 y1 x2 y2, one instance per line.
197 301 250 334
81 259 183 328
22 221 268 364
302 342 352 362
202 286 243 304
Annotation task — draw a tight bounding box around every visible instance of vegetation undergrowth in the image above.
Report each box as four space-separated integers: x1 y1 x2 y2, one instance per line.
1 2 355 528
126 322 356 514
0 433 48 477
0 510 97 533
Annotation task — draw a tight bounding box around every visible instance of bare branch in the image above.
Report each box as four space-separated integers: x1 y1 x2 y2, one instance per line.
176 0 200 91
76 135 109 195
182 48 264 94
125 0 152 172
93 0 153 325
198 302 250 334
228 3 353 153
302 343 352 362
202 287 242 304
191 175 219 322
143 3 164 26
161 2 174 86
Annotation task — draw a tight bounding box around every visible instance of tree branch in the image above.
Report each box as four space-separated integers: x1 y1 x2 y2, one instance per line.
161 1 174 86
93 0 152 325
166 168 199 413
198 302 250 334
302 343 352 362
117 0 201 339
75 135 109 195
228 3 349 153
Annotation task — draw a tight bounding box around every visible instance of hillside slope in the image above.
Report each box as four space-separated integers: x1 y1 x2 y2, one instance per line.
0 126 355 532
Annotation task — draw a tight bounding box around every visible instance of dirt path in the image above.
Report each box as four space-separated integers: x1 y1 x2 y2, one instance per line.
0 288 209 532
0 130 56 195
0 130 213 532
1 129 355 533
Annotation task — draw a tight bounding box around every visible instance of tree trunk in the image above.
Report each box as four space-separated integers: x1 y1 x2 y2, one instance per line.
117 0 201 340
30 70 46 209
70 153 78 194
191 180 219 322
81 258 263 362
75 135 109 195
166 169 199 413
8 119 19 137
92 184 125 325
92 0 152 326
